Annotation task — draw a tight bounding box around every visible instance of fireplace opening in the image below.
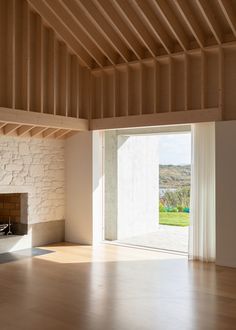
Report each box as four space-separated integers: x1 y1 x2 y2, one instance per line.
0 193 28 236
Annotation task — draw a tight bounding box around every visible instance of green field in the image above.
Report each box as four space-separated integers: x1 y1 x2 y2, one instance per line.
159 212 190 227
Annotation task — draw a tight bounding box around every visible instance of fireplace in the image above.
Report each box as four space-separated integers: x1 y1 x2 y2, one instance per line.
0 193 28 236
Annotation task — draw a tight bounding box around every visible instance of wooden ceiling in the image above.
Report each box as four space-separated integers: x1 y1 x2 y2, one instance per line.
28 0 236 69
0 123 72 139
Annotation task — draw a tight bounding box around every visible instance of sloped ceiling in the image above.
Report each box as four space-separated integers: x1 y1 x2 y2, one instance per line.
28 0 236 69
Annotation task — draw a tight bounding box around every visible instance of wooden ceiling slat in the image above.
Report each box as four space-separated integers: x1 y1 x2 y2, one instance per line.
31 126 48 137
61 0 118 65
175 0 205 48
45 0 106 67
55 129 70 139
94 0 144 60
196 0 223 44
113 0 158 57
134 0 173 54
28 0 93 68
76 0 131 63
0 107 88 131
27 0 236 68
218 0 236 39
18 125 34 136
152 0 189 51
0 122 6 129
43 127 60 137
4 124 20 135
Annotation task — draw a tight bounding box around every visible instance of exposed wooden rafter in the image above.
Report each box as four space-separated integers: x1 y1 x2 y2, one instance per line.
134 0 173 54
94 0 144 60
218 0 236 39
0 107 88 131
113 0 158 57
45 0 106 67
0 0 235 133
152 0 189 51
175 0 205 48
0 107 88 139
4 124 21 135
43 127 60 138
31 127 48 137
55 129 70 139
196 0 223 44
25 0 236 69
61 0 117 65
18 125 34 136
28 0 93 68
76 0 131 63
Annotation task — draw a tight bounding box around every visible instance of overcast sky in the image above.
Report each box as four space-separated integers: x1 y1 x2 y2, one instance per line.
158 133 191 165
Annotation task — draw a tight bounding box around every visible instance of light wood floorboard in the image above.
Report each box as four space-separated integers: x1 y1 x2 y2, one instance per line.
0 243 236 330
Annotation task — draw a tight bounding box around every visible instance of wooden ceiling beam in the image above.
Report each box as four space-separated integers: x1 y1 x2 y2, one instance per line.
91 109 221 130
113 0 158 57
152 0 189 51
218 0 236 39
0 124 5 135
0 122 7 129
30 127 48 137
28 0 93 68
0 107 88 131
18 125 34 136
175 0 205 48
61 0 118 65
196 0 223 44
44 0 105 67
55 129 70 139
4 124 21 135
94 0 144 60
76 0 131 63
43 127 60 138
134 0 173 54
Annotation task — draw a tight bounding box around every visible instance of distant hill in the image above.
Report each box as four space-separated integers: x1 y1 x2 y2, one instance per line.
159 165 191 189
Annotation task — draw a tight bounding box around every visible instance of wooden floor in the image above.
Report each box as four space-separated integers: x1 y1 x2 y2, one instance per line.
0 243 236 330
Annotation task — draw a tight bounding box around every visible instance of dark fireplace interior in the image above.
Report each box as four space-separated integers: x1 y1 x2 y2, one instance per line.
0 193 28 236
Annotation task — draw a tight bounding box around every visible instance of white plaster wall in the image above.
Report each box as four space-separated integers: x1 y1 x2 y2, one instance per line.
65 132 93 244
65 131 104 245
0 136 65 224
92 131 104 244
104 131 118 240
215 121 236 267
117 135 159 239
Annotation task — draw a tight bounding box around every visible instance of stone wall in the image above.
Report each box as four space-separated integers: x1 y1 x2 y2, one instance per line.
0 136 65 225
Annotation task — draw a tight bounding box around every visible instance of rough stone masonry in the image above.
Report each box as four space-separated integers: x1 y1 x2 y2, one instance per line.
0 136 65 225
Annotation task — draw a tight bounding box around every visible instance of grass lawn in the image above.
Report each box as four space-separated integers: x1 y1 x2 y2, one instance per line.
159 212 190 227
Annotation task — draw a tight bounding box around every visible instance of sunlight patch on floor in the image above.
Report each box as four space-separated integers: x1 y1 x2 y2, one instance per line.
35 243 186 264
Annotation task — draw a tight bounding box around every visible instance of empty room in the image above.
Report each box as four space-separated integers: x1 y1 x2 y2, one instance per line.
0 0 236 329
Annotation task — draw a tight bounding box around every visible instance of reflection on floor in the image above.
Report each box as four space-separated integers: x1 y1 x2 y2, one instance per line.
116 225 188 253
0 243 235 329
